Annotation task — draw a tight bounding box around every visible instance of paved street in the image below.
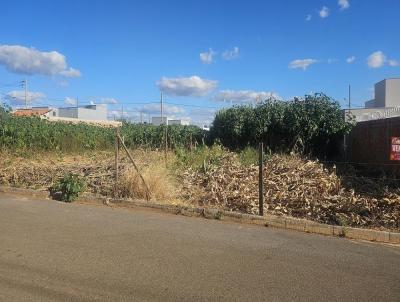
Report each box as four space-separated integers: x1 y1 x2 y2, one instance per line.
0 193 399 301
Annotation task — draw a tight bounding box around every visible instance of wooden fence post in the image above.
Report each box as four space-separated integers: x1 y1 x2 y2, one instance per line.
259 142 264 216
115 127 120 184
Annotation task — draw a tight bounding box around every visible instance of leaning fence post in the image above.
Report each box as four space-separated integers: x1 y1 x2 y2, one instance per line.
259 142 264 216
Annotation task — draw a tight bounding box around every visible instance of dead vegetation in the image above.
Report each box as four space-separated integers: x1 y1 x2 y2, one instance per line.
180 152 400 230
1 148 399 230
0 150 178 203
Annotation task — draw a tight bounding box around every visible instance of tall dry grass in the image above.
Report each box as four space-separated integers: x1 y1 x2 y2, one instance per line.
115 150 178 202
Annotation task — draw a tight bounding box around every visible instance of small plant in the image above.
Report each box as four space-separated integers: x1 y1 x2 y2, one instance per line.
51 173 85 202
214 211 223 220
339 227 348 238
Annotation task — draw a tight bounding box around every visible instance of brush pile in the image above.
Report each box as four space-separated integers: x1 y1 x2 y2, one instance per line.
0 153 117 196
180 153 400 230
0 151 178 202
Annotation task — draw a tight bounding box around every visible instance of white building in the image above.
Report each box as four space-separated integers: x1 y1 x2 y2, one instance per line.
13 104 109 122
151 116 168 126
151 116 189 126
52 104 108 121
168 119 190 126
345 78 400 122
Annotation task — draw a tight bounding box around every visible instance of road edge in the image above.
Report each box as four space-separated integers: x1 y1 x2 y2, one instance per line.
1 185 399 244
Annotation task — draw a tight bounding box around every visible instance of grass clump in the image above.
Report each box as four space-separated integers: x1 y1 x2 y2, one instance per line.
238 147 258 166
116 161 177 202
174 144 226 172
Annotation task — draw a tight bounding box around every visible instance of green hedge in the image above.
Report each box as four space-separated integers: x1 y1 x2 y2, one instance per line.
0 106 205 152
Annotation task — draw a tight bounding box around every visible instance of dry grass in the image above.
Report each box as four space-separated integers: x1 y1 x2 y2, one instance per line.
116 164 178 202
0 149 183 204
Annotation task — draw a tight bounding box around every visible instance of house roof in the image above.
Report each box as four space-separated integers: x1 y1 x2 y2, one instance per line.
13 108 52 117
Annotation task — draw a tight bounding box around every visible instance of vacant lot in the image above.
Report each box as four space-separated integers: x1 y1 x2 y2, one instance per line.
1 146 399 231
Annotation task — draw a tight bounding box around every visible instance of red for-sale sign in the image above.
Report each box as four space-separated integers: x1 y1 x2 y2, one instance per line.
390 137 400 160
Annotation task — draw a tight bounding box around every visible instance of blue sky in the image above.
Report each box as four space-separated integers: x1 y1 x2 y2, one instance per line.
0 0 399 125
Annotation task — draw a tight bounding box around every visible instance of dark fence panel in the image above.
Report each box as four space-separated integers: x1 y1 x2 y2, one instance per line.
346 117 400 176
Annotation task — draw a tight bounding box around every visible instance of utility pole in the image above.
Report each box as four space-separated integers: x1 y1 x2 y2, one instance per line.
22 79 28 109
160 91 164 124
348 84 351 109
140 111 143 124
76 96 79 108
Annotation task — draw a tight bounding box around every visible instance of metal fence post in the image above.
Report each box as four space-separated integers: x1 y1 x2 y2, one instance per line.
259 142 264 216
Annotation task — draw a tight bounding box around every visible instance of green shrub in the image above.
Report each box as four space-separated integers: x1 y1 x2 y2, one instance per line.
51 173 86 202
209 93 355 158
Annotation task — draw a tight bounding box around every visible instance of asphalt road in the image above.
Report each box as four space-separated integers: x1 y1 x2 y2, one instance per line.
0 193 399 302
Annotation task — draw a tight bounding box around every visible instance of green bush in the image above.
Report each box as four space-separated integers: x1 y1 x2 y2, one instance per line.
51 173 86 202
209 93 355 158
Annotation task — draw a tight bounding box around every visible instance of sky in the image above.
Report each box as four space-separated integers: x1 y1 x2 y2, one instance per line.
0 0 399 125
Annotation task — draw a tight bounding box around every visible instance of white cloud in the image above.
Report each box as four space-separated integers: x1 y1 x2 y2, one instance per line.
5 90 45 105
388 59 400 67
367 51 386 68
288 59 318 70
64 97 77 105
222 47 240 60
157 75 218 97
338 0 350 10
305 14 312 21
327 58 339 64
346 56 356 63
0 44 81 78
141 103 185 115
200 48 216 64
100 97 118 104
59 67 81 78
319 6 329 18
213 90 280 103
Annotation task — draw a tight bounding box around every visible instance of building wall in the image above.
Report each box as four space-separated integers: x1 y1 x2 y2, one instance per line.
385 79 400 107
374 80 386 108
77 105 107 121
168 119 190 126
58 107 78 118
151 117 167 126
364 99 375 108
344 107 400 122
56 105 107 121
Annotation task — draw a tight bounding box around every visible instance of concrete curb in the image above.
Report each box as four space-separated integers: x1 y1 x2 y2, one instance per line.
1 185 399 244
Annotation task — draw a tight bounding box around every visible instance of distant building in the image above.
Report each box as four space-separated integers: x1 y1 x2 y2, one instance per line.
365 79 400 108
151 117 190 126
151 117 168 126
13 107 53 118
12 104 108 122
54 104 107 121
344 78 400 122
168 119 190 126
